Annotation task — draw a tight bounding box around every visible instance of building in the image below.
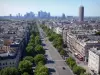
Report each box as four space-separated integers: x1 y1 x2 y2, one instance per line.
38 11 50 18
79 6 84 22
24 12 35 19
62 13 66 19
0 20 30 69
88 47 100 74
54 27 63 35
63 26 100 62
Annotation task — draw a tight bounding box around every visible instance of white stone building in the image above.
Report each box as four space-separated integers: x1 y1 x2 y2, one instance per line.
88 47 100 74
54 27 63 34
64 29 100 62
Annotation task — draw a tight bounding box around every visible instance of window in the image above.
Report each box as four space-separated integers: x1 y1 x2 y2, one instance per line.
10 62 11 64
13 62 14 64
3 63 5 65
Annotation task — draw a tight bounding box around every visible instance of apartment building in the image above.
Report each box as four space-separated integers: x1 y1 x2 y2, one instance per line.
88 47 100 74
53 27 63 35
63 26 100 62
0 20 30 69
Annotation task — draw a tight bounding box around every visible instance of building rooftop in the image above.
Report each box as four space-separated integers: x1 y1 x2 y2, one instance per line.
0 20 29 57
90 47 100 56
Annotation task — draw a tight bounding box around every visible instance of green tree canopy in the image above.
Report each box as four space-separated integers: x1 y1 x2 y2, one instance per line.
23 56 34 63
18 60 32 73
38 66 48 74
35 36 41 45
36 72 48 75
73 65 86 75
35 63 49 75
35 44 45 54
66 57 75 65
69 60 76 69
48 33 56 41
0 67 18 75
22 72 29 75
56 46 63 52
26 45 35 56
30 34 35 39
27 42 34 47
34 54 46 65
95 31 100 35
60 50 66 56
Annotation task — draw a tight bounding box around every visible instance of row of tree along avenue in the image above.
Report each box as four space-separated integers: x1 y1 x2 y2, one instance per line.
40 24 91 75
40 25 68 58
66 57 91 75
0 21 49 75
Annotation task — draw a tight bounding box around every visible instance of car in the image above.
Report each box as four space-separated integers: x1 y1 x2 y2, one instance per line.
62 67 65 70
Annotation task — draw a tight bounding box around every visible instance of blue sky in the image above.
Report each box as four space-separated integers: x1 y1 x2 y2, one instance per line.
0 0 100 16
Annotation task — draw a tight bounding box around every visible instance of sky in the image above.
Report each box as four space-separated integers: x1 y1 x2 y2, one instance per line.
0 0 100 16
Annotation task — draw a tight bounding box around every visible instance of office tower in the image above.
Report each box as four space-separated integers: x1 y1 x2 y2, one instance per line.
38 11 50 18
79 6 84 22
62 13 66 19
9 14 12 19
47 12 50 18
24 12 35 19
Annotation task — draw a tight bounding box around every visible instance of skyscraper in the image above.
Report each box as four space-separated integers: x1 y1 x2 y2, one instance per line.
62 13 66 19
79 6 84 22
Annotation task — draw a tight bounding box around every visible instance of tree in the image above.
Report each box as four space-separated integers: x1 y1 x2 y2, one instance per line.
18 60 32 73
30 34 35 39
35 63 49 75
95 31 100 35
36 72 48 75
27 42 34 47
29 34 35 44
80 73 85 75
60 50 66 56
22 72 29 75
23 56 34 63
0 67 18 75
35 36 41 45
48 34 55 41
66 57 76 69
56 46 63 52
38 66 48 74
79 66 86 74
53 40 58 47
73 65 79 75
73 65 86 75
34 63 43 75
38 61 45 65
54 36 63 46
69 60 76 69
34 54 46 65
80 73 90 75
35 44 45 54
26 45 35 56
66 57 75 65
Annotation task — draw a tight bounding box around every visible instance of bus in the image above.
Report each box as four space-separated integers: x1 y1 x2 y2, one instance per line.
74 53 83 61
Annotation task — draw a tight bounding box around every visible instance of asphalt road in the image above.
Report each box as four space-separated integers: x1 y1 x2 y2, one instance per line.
38 24 74 75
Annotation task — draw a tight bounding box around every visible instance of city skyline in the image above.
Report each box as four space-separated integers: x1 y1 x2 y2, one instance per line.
0 0 100 16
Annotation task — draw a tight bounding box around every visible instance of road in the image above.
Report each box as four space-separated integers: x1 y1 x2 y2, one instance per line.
38 24 74 75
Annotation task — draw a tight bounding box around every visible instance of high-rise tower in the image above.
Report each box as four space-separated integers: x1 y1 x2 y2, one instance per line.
79 6 84 22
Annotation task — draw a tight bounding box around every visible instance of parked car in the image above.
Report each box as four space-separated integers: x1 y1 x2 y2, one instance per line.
62 67 66 70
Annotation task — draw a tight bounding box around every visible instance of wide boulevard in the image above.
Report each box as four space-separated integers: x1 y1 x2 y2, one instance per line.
37 24 73 75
